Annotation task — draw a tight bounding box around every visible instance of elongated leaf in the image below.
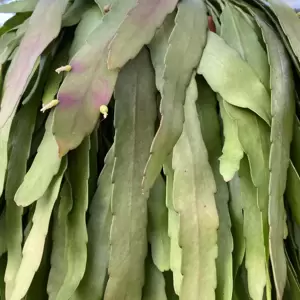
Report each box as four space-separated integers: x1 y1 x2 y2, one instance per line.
148 175 170 272
143 0 208 191
4 98 39 299
55 137 90 300
69 4 103 57
104 48 156 300
148 12 175 92
14 111 61 207
71 147 114 300
198 31 271 125
107 0 179 69
220 3 269 89
284 251 300 299
218 98 244 182
255 16 295 299
0 0 69 127
52 0 136 156
62 0 92 27
0 0 38 13
142 256 168 300
9 158 67 300
229 175 245 277
197 77 233 300
239 157 267 300
0 12 31 37
172 76 218 300
47 178 73 300
163 156 182 295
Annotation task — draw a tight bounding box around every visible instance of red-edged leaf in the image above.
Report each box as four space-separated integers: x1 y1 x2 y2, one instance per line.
107 0 179 69
0 0 69 128
52 1 135 156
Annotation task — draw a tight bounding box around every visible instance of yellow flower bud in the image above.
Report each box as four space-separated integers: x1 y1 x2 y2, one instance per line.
40 99 59 113
55 65 72 74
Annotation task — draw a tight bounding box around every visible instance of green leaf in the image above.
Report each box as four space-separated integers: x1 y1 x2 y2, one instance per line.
0 0 69 127
198 31 271 125
4 98 39 299
52 0 136 156
163 156 182 295
143 0 208 191
266 0 300 66
107 0 179 69
284 252 300 299
229 175 245 277
255 16 295 299
172 76 218 300
0 12 31 37
197 77 233 300
104 48 156 300
47 178 73 300
148 174 170 272
9 158 67 300
14 111 61 207
0 0 38 13
55 137 90 300
0 255 6 300
218 98 244 182
62 0 92 27
71 146 114 300
220 3 269 89
148 12 175 93
291 116 300 173
69 4 103 58
239 157 267 300
142 256 168 300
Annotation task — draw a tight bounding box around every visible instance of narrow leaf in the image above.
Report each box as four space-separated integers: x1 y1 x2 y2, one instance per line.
143 0 208 191
10 158 67 300
107 0 179 69
172 76 218 300
104 48 156 300
148 175 170 272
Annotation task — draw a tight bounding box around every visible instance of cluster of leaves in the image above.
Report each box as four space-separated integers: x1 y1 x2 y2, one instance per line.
0 0 300 299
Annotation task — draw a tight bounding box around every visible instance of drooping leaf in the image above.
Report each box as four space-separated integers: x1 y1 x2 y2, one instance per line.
142 256 168 300
172 76 218 300
197 76 234 300
9 158 67 300
218 98 244 182
52 0 136 156
163 156 182 295
220 3 269 89
239 157 267 300
255 16 295 299
0 0 69 127
55 137 90 300
107 0 179 69
148 174 170 272
4 97 39 299
198 31 271 125
47 178 73 300
104 48 156 300
14 111 61 207
0 0 38 13
143 0 208 191
71 146 114 300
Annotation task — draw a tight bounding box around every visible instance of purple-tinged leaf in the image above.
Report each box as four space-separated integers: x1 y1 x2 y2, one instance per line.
52 0 136 156
107 0 179 70
0 0 69 128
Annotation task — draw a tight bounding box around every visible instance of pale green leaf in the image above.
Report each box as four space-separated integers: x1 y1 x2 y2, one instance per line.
14 111 61 207
218 98 244 182
55 137 90 300
10 158 67 300
0 0 38 13
144 0 208 191
197 77 233 300
198 31 271 125
148 175 170 272
71 147 114 300
104 48 156 300
172 76 218 300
